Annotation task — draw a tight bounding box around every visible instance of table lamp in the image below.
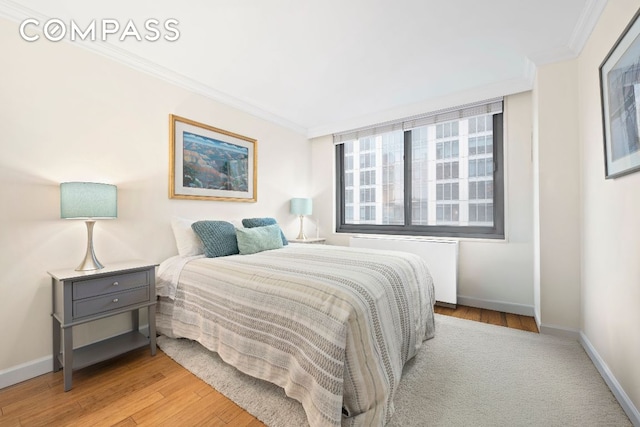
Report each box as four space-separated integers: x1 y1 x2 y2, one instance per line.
60 182 117 271
290 198 312 240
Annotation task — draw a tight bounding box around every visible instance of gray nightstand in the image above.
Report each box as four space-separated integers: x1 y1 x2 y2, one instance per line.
48 260 158 391
289 237 326 244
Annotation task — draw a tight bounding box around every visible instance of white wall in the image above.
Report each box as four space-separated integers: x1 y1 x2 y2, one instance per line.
577 0 640 415
532 60 582 334
531 74 542 324
530 0 640 417
311 92 535 315
0 17 311 374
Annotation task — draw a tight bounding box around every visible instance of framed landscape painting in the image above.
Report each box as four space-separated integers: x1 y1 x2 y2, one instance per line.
169 115 257 201
600 8 640 179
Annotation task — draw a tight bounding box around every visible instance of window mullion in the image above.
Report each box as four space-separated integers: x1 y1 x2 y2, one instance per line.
403 130 412 226
335 144 346 227
491 113 504 235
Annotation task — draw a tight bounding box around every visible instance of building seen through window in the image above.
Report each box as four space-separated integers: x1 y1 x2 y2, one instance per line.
341 112 497 231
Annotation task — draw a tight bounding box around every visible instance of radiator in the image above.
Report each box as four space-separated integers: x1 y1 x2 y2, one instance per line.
349 236 458 306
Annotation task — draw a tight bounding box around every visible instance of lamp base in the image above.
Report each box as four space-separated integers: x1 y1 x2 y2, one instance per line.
296 215 307 240
76 220 105 271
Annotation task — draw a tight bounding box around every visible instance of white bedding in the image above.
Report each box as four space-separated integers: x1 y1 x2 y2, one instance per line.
156 244 435 426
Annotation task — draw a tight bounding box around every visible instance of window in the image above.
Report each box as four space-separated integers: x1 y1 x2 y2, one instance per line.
335 99 504 239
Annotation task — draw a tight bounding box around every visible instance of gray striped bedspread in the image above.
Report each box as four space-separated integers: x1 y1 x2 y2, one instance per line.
156 244 435 426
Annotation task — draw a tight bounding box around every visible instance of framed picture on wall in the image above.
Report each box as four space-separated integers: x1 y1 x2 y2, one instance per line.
600 8 640 179
169 114 257 201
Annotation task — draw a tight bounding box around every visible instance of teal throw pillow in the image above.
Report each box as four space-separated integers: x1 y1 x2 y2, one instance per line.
236 224 284 255
191 220 239 258
242 217 288 245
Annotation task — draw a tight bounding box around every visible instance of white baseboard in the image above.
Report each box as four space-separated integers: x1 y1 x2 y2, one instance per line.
458 296 582 339
538 323 580 339
580 333 640 426
0 355 52 390
531 311 581 339
456 295 535 317
0 325 151 390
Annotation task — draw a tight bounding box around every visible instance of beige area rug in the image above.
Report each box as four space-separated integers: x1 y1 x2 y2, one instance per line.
157 314 631 426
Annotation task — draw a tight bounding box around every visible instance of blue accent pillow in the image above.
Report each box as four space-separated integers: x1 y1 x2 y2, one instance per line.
191 220 239 258
236 224 284 255
242 217 288 245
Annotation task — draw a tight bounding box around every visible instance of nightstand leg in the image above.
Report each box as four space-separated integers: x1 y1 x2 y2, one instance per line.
52 317 62 372
62 326 73 391
148 305 156 356
52 278 62 372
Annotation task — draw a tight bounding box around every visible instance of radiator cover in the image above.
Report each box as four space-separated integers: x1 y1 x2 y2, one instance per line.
349 236 458 306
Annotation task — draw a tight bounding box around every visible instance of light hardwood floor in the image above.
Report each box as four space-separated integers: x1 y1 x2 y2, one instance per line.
0 305 537 426
434 304 539 333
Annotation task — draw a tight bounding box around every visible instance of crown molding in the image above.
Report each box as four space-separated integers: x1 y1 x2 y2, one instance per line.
568 0 608 55
0 0 32 21
1 0 608 140
0 0 307 136
523 57 537 86
76 42 308 135
524 0 607 66
307 76 533 138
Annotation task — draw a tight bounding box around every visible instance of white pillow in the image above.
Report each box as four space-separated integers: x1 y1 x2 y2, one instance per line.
230 219 245 230
171 217 204 257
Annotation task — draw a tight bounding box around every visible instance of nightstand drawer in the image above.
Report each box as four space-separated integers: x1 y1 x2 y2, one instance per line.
72 271 149 300
73 286 150 319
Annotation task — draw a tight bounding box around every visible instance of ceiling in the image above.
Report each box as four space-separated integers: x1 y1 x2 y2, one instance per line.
1 0 607 137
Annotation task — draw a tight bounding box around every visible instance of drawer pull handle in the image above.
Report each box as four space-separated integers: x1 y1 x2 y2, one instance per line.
113 281 119 286
112 298 119 303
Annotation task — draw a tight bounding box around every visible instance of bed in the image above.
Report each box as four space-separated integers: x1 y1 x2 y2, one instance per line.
156 242 435 427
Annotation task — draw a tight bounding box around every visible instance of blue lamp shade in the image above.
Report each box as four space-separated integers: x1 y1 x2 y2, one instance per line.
290 198 312 216
60 182 117 219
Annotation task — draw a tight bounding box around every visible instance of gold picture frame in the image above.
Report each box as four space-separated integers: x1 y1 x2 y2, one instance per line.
169 115 257 202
